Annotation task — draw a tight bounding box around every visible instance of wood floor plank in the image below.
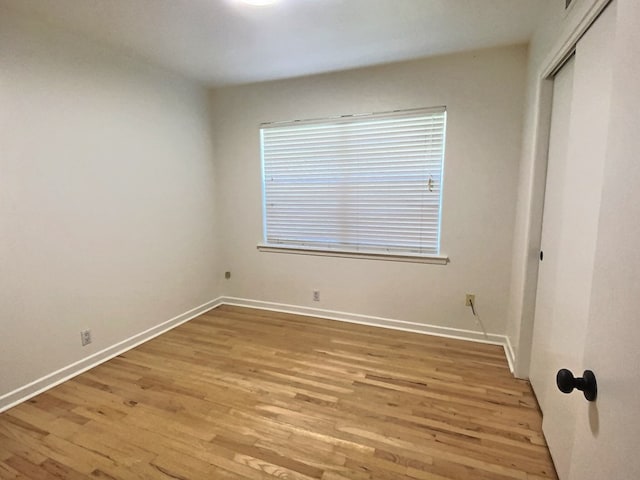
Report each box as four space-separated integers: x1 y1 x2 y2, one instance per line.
0 305 557 479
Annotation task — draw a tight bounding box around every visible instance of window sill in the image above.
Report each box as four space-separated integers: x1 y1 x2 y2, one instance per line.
256 244 449 265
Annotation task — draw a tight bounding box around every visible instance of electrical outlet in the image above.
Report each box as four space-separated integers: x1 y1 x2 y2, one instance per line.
80 329 92 346
225 271 231 279
313 290 320 302
465 294 475 306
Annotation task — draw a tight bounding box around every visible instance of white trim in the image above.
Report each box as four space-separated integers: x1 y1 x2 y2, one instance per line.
542 0 611 78
257 244 449 265
0 297 224 413
219 296 508 347
504 336 516 375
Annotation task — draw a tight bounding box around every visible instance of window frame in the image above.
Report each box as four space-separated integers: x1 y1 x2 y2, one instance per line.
258 107 449 265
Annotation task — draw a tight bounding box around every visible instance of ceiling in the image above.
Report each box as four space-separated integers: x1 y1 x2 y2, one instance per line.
2 0 550 86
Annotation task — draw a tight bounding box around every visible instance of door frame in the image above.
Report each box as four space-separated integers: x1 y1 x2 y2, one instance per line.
511 0 612 378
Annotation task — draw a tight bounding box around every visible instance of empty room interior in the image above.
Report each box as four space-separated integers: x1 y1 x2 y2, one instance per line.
1 0 639 479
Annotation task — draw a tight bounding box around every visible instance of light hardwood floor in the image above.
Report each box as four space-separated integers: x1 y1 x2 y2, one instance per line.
0 305 557 479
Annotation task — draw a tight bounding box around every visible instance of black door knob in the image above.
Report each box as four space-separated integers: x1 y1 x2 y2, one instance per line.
556 369 597 401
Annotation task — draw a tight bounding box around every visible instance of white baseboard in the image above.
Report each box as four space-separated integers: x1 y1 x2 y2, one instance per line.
1 295 514 413
0 297 224 413
219 296 509 348
504 335 516 374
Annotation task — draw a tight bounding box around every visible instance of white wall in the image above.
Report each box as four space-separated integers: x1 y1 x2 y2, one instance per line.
211 46 527 337
0 9 220 405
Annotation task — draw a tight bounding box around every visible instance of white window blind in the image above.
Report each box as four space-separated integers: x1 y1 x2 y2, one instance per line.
260 107 446 256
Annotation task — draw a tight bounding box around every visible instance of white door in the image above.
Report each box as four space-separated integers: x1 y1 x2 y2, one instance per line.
529 3 616 479
565 0 640 478
529 54 583 480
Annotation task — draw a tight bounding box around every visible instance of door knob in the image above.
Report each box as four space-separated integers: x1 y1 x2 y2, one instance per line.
556 369 597 401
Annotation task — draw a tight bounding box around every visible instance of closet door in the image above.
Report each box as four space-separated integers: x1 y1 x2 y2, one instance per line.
566 0 640 479
529 2 615 479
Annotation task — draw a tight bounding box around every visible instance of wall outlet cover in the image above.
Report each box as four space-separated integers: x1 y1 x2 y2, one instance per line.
80 329 92 346
465 294 475 306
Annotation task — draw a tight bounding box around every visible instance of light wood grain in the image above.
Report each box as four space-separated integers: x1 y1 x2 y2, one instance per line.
0 305 557 479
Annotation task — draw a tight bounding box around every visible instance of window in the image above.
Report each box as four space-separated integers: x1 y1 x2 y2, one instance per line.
259 107 447 262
